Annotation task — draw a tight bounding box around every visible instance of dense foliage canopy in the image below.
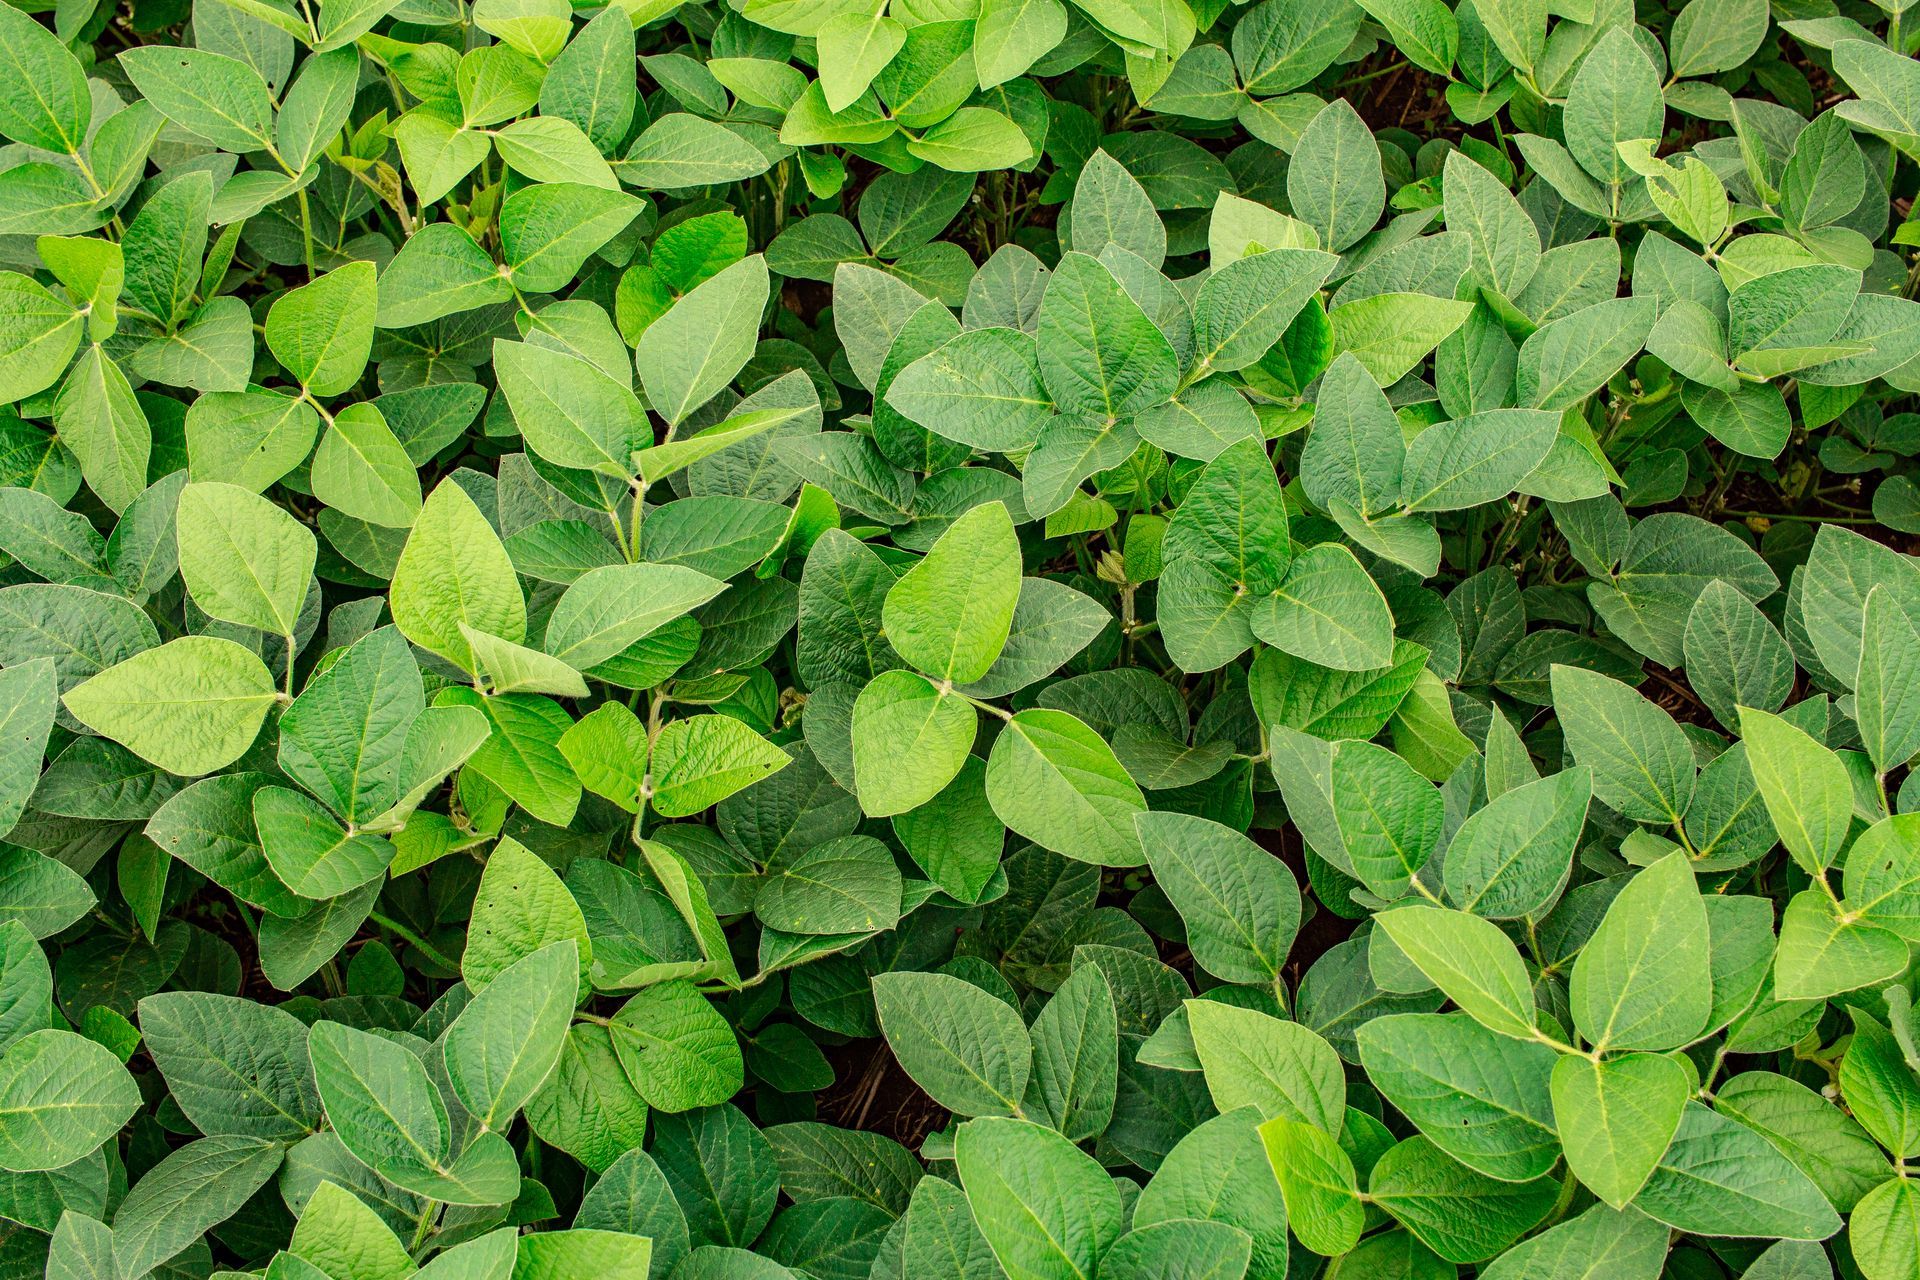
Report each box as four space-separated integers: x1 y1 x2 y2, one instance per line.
1 0 1919 1273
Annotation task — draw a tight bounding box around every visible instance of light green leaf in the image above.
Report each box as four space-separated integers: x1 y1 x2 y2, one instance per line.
852 669 976 817
1375 905 1537 1040
985 708 1147 866
1740 705 1854 875
1256 1115 1363 1256
391 479 525 673
636 255 771 426
1188 1000 1343 1133
63 636 277 776
265 261 377 397
649 714 790 817
445 940 578 1130
1551 1051 1687 1207
882 500 1021 684
176 480 315 635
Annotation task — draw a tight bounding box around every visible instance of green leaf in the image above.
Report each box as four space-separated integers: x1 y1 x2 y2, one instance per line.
985 707 1147 866
526 1026 652 1175
1563 27 1664 187
501 183 643 295
608 980 744 1111
1330 740 1442 899
1854 586 1920 774
650 714 790 817
0 658 55 839
391 479 525 673
955 1116 1124 1280
1158 437 1289 671
818 10 906 112
437 687 581 825
1442 767 1590 918
755 834 902 934
277 47 359 173
63 636 277 776
885 327 1053 452
495 116 618 188
288 1181 414 1280
1198 247 1336 376
1551 1051 1688 1207
1037 252 1179 419
1375 905 1537 1040
1683 579 1794 731
137 991 320 1140
515 1230 651 1280
0 3 90 153
118 47 277 153
636 255 770 426
1025 964 1118 1142
0 843 91 940
1774 888 1908 1001
1401 408 1558 512
1551 665 1696 825
873 971 1032 1117
1570 850 1711 1052
1728 264 1861 366
254 786 394 898
176 480 315 634
375 223 513 328
1844 814 1920 942
1740 705 1854 875
1251 542 1395 671
1329 291 1473 385
907 107 1034 171
0 1029 139 1171
882 500 1021 684
546 563 726 671
1137 810 1299 985
310 402 422 530
619 114 775 190
1357 1012 1560 1182
53 347 148 515
110 1135 285 1277
0 272 84 405
1839 1009 1920 1158
1634 1103 1842 1240
1300 351 1404 517
1287 98 1384 252
493 341 648 480
1367 1135 1559 1263
1069 149 1167 270
1517 297 1656 411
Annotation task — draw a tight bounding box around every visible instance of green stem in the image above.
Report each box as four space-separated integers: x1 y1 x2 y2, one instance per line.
1721 510 1880 525
370 911 461 972
295 186 317 278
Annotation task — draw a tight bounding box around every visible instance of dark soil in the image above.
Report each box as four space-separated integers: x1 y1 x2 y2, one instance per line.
814 1038 949 1148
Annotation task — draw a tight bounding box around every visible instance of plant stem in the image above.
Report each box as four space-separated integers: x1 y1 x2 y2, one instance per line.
370 911 461 972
